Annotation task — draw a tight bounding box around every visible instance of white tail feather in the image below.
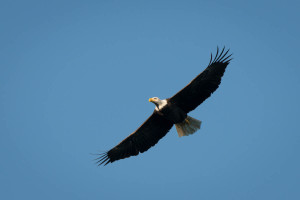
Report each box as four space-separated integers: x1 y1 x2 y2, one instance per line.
175 116 202 137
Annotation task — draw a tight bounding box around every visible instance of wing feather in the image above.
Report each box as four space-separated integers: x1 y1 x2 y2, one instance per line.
169 47 232 113
97 111 173 166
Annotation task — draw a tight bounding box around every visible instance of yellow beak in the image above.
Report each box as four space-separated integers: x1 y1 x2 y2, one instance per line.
149 98 154 102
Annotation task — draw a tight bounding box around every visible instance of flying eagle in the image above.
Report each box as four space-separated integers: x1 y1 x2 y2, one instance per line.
97 47 232 166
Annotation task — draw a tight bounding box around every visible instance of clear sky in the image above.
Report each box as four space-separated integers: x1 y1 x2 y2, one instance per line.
1 0 300 199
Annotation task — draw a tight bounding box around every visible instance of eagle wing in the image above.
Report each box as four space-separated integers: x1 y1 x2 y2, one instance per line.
169 47 232 113
97 111 173 166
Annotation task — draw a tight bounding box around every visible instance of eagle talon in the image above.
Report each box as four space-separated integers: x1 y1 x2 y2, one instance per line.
185 119 190 124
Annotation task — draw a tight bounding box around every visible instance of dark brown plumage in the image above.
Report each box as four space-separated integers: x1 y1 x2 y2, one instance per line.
169 47 231 113
96 47 232 166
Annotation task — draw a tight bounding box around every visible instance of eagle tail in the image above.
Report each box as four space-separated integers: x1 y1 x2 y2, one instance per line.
175 116 202 137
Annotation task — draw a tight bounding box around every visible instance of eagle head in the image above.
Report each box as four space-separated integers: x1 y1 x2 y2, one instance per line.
149 97 160 104
149 97 167 110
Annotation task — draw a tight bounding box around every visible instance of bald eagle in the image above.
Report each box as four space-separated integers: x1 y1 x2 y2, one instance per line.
97 47 232 166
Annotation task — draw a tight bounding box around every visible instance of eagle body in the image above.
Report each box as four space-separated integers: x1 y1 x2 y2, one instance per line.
97 47 232 166
155 99 187 124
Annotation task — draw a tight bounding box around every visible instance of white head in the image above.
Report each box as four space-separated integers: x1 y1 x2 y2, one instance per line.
149 97 167 110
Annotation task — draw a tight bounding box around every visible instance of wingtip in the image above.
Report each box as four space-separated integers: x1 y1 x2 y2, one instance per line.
209 53 213 65
209 46 232 65
212 47 220 63
95 152 111 166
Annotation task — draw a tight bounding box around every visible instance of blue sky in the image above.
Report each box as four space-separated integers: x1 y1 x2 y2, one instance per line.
1 0 300 199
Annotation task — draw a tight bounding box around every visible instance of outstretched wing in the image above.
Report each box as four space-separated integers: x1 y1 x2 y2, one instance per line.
96 111 174 166
169 47 232 113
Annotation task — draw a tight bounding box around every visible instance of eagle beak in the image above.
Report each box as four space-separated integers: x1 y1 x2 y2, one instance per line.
149 98 154 102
